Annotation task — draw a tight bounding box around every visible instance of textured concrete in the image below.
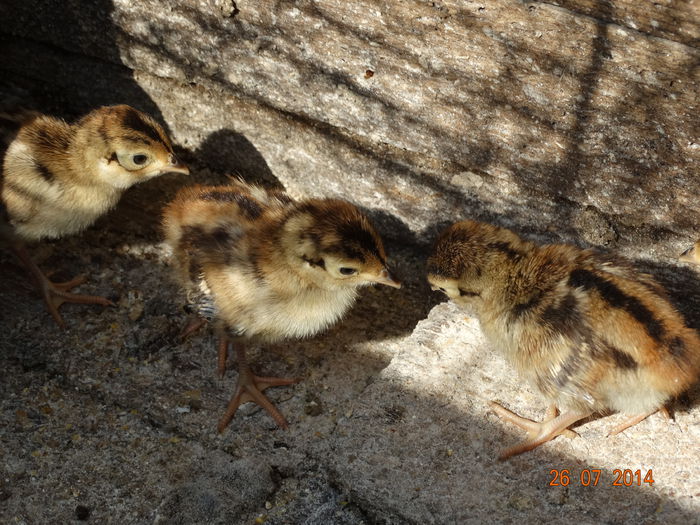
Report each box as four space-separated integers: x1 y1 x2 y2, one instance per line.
1 0 699 255
1 0 699 523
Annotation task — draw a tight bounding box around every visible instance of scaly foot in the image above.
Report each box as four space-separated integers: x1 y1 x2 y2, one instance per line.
217 343 299 431
11 241 113 327
40 274 114 328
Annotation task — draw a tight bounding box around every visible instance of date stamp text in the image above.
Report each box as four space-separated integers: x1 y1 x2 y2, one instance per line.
549 469 654 487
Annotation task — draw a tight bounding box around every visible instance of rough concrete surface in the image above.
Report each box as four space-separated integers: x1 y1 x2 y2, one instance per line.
1 0 699 524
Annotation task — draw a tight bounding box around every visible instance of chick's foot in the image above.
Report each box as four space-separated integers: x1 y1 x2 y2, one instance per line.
217 344 299 432
490 402 590 460
11 242 113 327
40 274 115 328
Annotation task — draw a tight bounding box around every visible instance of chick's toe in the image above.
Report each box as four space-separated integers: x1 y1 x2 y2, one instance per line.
41 275 114 327
12 242 113 327
490 402 589 460
217 343 299 432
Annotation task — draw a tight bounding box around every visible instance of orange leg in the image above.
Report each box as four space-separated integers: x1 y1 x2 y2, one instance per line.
180 315 207 340
217 341 299 432
490 401 590 460
607 406 670 437
11 242 113 327
217 336 229 378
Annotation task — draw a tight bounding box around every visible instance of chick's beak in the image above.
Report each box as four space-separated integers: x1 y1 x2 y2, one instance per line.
166 153 190 175
373 268 402 289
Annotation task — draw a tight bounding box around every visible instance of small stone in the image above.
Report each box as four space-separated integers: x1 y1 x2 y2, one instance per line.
508 494 534 511
124 290 145 322
304 394 323 416
383 405 405 423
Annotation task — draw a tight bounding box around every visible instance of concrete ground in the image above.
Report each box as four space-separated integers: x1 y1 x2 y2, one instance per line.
1 162 698 524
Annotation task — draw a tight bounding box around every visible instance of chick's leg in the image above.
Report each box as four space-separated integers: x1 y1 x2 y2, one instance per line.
179 315 207 340
607 406 670 436
10 242 114 327
490 402 591 460
217 340 299 432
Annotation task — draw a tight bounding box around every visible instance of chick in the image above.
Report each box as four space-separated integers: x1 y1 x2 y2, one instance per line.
163 180 401 431
427 220 700 459
1 105 189 326
680 240 700 265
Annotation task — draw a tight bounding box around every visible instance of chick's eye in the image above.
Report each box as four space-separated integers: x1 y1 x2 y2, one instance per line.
439 287 446 293
339 267 357 275
116 151 153 171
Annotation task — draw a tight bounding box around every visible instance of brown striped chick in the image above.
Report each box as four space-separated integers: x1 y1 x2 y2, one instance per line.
163 181 401 431
427 220 700 460
680 240 700 265
1 105 188 326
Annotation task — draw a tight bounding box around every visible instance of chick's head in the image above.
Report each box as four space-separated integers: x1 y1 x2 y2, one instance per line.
285 199 400 289
77 105 188 188
427 220 527 307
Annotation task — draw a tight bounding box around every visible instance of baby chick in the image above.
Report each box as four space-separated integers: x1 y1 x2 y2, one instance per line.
427 220 700 459
1 105 188 326
163 180 401 431
680 240 700 265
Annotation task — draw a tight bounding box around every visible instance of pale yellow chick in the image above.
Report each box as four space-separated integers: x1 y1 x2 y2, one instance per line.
1 105 188 326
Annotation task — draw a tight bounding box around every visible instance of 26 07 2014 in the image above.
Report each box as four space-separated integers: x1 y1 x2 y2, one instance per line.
549 469 655 487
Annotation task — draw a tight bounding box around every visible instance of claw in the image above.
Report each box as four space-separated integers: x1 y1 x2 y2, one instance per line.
217 342 299 431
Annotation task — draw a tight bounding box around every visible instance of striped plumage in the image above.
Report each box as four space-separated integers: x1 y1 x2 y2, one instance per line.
1 105 188 326
2 104 188 241
163 180 400 430
427 220 700 459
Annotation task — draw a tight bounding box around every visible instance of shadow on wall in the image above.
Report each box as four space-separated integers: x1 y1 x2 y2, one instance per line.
0 0 162 120
194 128 279 188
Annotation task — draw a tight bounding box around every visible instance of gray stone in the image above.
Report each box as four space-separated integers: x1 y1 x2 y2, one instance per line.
1 0 698 257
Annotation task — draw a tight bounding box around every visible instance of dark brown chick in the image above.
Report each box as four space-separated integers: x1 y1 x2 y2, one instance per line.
163 180 401 430
427 220 700 460
1 105 188 326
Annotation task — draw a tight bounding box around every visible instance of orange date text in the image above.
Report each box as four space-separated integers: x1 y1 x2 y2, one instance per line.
548 469 654 487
